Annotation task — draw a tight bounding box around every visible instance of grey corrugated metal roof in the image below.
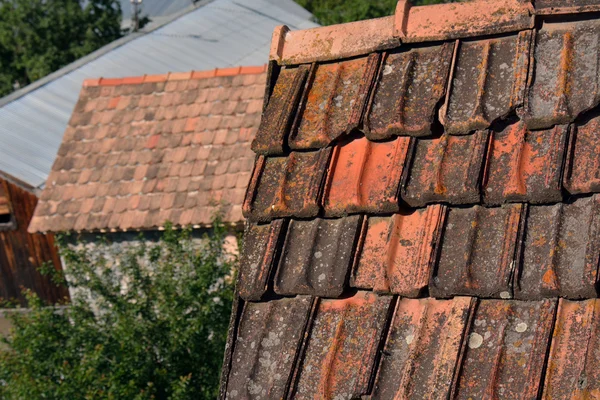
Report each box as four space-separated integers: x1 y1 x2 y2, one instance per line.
0 0 317 190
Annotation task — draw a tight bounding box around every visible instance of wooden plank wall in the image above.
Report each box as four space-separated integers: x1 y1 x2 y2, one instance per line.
0 177 69 305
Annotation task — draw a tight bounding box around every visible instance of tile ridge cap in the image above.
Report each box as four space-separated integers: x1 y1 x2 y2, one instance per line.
269 0 535 65
81 64 268 88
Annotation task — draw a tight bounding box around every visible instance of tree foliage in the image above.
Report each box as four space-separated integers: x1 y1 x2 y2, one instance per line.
0 0 123 97
296 0 452 25
0 221 236 399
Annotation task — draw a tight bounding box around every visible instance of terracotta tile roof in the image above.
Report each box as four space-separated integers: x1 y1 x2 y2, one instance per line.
217 1 600 397
29 66 267 233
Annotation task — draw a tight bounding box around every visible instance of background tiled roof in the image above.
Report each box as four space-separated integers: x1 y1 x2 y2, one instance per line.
222 0 600 398
29 67 266 233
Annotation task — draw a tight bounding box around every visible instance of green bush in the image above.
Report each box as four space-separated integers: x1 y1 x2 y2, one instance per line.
0 221 236 399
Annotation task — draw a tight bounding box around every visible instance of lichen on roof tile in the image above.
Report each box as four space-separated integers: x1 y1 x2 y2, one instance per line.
402 131 489 207
242 149 331 222
455 299 556 400
430 204 524 299
224 296 314 399
442 31 531 135
563 113 600 195
516 194 600 300
274 215 363 297
289 55 379 150
524 19 600 130
372 297 475 399
483 121 568 205
365 42 454 139
352 205 445 296
291 291 392 399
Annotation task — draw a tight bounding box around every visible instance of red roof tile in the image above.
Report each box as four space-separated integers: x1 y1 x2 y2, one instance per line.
352 205 445 296
402 132 489 207
274 216 363 297
323 136 410 217
365 42 454 139
542 298 600 399
31 67 266 233
251 66 309 155
455 299 556 399
290 55 379 150
223 2 600 398
237 219 286 301
224 296 314 399
372 297 475 399
516 195 600 299
431 204 524 298
291 291 392 399
563 114 600 194
243 149 331 222
483 121 569 205
524 19 600 130
442 31 531 135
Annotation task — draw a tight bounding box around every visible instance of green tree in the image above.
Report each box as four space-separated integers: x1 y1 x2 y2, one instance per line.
0 221 236 399
296 0 452 25
0 0 123 96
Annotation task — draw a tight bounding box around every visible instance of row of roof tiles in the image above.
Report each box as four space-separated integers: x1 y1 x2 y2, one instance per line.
256 18 600 156
224 293 600 399
82 65 268 88
29 71 267 233
243 116 599 222
239 193 600 301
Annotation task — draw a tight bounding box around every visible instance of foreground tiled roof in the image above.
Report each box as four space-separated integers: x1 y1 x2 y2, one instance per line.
221 0 600 398
29 66 266 233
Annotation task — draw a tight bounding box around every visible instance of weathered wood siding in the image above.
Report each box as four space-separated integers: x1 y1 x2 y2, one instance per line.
0 177 69 305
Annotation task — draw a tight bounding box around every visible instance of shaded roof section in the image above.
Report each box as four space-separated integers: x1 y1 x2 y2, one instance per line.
0 0 317 191
222 0 600 398
29 67 266 233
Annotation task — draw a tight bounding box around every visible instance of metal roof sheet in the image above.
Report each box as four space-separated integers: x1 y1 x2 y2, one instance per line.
0 0 317 189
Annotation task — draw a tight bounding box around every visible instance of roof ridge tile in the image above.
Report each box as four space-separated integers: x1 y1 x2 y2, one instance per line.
82 65 267 88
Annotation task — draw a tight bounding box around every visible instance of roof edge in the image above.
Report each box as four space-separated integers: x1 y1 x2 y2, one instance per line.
270 0 538 65
0 0 216 108
82 65 268 87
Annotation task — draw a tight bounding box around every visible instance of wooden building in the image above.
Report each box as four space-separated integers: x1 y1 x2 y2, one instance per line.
0 173 68 305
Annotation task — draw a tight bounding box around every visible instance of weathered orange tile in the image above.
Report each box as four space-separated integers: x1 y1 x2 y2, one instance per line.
274 216 362 297
542 298 600 399
290 55 379 150
443 31 531 134
401 0 533 43
563 114 600 195
366 42 454 139
252 65 309 155
516 195 600 300
402 131 489 207
372 297 475 399
291 292 393 399
352 205 445 296
243 149 331 222
483 121 568 205
524 19 600 129
237 219 285 301
454 299 556 400
323 136 410 217
430 204 524 298
225 296 314 400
